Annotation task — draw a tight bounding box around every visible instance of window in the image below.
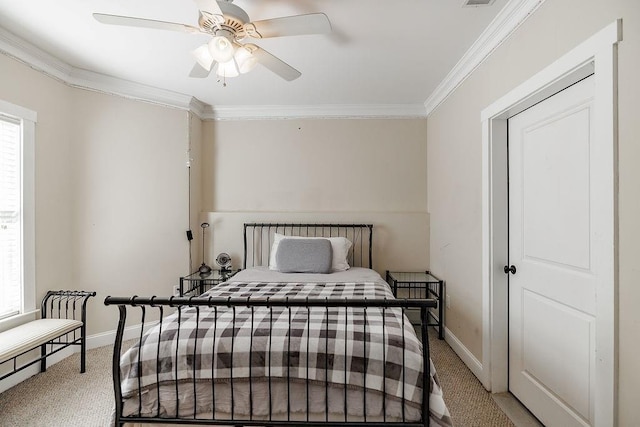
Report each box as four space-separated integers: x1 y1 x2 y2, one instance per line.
0 100 36 322
0 116 21 319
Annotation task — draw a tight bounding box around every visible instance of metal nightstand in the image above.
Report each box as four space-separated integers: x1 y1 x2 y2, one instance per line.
386 270 444 339
179 269 239 296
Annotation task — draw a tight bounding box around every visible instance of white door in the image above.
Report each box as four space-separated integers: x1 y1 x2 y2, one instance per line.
508 75 597 427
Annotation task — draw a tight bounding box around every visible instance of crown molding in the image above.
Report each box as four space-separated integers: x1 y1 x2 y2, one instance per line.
188 97 209 118
424 0 546 116
201 104 427 120
67 67 197 112
0 26 426 121
0 26 203 116
0 27 73 83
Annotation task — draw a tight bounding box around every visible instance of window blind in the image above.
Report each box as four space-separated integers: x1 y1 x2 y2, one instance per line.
0 115 22 320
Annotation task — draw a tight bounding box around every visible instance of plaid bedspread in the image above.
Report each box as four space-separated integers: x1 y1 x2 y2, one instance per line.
120 280 451 423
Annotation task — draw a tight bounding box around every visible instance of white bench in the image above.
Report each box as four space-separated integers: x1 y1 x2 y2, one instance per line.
0 290 95 381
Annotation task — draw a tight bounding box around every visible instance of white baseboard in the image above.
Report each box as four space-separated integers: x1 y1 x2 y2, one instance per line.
0 323 146 394
86 322 147 349
444 326 488 390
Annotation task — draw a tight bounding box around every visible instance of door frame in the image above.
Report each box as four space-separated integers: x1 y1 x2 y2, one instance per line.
480 20 621 426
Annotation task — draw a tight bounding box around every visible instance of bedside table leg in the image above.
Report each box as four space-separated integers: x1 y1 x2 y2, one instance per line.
438 280 444 340
386 270 399 298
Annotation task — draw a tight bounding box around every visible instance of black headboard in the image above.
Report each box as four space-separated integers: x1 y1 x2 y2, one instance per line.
243 223 373 269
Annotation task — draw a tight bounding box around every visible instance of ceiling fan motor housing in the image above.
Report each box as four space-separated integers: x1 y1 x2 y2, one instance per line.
199 1 249 38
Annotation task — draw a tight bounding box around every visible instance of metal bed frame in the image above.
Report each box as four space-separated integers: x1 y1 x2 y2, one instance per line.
105 223 437 426
243 223 373 270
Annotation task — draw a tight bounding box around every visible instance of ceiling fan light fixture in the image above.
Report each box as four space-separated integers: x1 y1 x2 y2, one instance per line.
208 35 235 63
94 3 333 83
192 44 214 71
215 59 239 78
234 46 258 74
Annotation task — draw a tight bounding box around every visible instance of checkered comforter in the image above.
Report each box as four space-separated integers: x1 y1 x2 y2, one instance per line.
119 280 451 424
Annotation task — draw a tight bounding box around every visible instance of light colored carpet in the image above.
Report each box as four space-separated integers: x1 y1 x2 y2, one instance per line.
0 344 115 426
428 334 515 427
0 332 515 426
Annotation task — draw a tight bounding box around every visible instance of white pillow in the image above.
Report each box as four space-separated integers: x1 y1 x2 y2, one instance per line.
269 233 352 272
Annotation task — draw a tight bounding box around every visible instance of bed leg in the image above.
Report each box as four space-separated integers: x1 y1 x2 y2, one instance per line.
111 305 127 427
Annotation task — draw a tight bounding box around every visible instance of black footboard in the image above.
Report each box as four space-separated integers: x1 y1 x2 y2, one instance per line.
105 296 437 427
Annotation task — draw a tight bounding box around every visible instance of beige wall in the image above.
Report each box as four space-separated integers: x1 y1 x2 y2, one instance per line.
68 89 190 333
201 118 430 274
0 54 193 336
203 119 428 212
426 0 639 423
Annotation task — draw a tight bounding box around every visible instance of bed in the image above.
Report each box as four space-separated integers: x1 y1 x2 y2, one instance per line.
105 223 452 426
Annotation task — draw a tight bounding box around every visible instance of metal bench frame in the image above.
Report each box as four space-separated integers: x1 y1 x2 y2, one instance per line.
0 290 96 381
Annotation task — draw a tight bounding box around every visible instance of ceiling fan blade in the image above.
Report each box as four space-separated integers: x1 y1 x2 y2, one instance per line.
194 0 225 23
244 13 331 39
93 13 201 34
251 45 301 81
189 62 213 78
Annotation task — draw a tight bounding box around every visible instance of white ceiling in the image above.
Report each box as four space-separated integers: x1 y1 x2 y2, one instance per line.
0 0 508 109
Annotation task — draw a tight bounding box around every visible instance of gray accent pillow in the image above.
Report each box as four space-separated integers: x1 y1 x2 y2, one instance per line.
276 238 333 274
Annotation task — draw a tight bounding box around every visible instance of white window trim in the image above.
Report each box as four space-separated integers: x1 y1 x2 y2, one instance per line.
0 99 37 331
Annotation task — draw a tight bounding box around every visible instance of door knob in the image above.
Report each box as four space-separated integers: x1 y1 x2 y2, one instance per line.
504 265 516 275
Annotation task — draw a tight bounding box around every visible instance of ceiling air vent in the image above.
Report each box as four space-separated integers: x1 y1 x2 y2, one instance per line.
462 0 496 7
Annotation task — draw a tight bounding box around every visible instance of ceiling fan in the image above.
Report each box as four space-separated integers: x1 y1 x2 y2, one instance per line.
93 0 331 83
